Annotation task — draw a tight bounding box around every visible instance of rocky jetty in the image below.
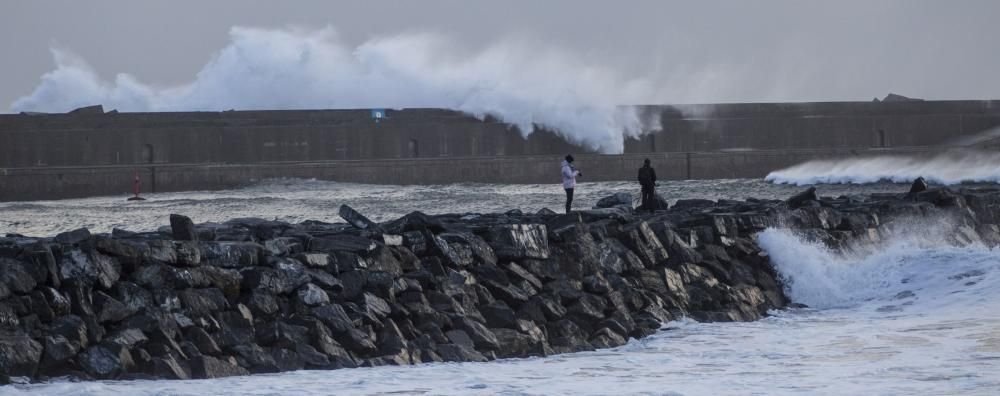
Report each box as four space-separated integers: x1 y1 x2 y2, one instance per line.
2 184 1000 383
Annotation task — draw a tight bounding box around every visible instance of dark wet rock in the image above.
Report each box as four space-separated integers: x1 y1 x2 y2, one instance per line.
566 294 608 332
295 343 332 368
93 291 132 323
104 328 148 349
185 326 222 355
54 228 92 245
311 304 354 333
436 343 488 362
170 214 199 241
179 288 229 316
79 344 133 379
0 258 37 296
618 221 669 267
59 249 120 289
336 270 366 300
480 301 519 329
671 199 716 210
200 242 264 268
195 266 242 298
113 282 154 313
51 314 89 348
590 327 628 349
174 241 202 267
909 177 929 193
0 334 43 377
363 292 392 319
537 208 558 216
189 355 249 379
502 262 543 290
150 354 190 379
454 317 500 351
296 283 330 307
42 334 79 367
492 328 538 358
242 261 310 295
367 246 405 275
25 244 60 289
243 289 280 318
383 211 445 235
440 232 497 267
131 263 199 290
214 311 255 348
339 204 382 232
296 252 331 268
546 319 592 352
269 348 304 372
336 328 377 356
309 235 376 254
595 192 634 208
786 187 819 209
231 343 279 373
485 224 550 260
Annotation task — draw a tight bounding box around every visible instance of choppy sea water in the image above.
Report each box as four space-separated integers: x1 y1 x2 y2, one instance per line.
0 178 915 237
3 179 1000 395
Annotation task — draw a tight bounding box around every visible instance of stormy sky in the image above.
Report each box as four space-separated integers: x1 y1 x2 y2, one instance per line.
3 0 1000 111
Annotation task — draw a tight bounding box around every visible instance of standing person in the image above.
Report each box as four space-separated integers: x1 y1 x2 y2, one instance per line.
637 158 657 210
561 155 581 213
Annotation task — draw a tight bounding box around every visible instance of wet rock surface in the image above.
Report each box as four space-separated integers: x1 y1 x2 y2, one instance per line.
2 183 1000 383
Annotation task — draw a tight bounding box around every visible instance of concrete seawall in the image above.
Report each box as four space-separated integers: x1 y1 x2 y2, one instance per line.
2 99 998 201
0 147 939 201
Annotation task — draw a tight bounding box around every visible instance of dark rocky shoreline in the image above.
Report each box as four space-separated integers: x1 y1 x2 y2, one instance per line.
2 183 999 383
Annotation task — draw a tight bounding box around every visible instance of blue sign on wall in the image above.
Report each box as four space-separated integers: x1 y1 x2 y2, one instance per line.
371 109 386 121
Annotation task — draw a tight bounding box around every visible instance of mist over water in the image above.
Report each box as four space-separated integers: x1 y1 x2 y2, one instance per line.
9 26 663 153
765 150 1000 185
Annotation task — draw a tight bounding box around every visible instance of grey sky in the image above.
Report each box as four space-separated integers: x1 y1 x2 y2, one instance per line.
3 0 1000 109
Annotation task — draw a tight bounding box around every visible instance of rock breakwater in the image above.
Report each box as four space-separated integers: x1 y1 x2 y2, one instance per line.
2 184 999 383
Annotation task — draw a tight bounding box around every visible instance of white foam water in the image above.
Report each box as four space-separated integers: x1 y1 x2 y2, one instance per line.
5 180 1000 395
765 150 1000 186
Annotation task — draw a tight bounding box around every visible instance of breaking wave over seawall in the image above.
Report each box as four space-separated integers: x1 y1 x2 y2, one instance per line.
765 150 1000 186
8 26 662 153
758 226 1000 311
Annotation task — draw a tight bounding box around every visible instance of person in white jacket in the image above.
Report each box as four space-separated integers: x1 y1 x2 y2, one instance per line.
561 154 582 213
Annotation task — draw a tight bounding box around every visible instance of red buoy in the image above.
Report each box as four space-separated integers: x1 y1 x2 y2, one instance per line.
127 169 146 201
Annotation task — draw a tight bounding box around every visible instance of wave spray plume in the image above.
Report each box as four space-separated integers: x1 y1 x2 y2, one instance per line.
765 150 1000 185
9 26 663 154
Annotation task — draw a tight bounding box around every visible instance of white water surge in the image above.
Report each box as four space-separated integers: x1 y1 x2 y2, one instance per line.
765 150 1000 186
5 180 1000 395
8 26 661 153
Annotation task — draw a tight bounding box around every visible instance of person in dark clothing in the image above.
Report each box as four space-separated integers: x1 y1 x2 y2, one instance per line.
637 158 657 210
561 155 581 213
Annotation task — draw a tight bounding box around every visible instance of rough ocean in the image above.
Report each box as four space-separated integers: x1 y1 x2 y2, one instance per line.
3 179 1000 395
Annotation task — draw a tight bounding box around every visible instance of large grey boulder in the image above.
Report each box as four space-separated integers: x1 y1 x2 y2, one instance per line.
786 187 818 209
485 224 550 260
59 249 120 289
339 205 382 232
595 192 633 209
189 355 249 379
0 334 43 377
170 214 199 241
